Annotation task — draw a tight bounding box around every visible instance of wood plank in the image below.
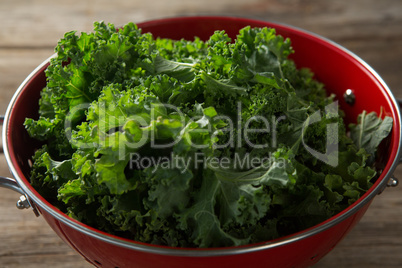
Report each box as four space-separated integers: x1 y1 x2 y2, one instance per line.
1 0 401 47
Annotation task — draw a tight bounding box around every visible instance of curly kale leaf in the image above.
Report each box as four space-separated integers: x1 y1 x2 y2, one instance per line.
349 111 393 164
25 22 393 248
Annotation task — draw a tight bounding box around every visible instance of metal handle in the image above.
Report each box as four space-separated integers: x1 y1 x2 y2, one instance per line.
0 176 26 195
398 99 402 108
0 176 40 216
0 115 40 216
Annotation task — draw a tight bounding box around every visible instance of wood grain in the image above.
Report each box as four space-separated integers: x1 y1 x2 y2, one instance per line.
1 0 401 267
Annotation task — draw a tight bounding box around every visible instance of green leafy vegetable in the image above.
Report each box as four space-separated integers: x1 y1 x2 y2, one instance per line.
349 110 393 164
25 22 393 248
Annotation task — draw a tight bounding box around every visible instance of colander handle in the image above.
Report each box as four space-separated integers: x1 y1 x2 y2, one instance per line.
0 176 40 216
0 176 26 195
0 117 22 193
0 116 40 216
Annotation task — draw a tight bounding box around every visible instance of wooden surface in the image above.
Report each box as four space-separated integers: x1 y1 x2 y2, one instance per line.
1 0 402 267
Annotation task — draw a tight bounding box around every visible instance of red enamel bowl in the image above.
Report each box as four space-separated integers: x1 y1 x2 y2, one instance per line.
1 16 401 268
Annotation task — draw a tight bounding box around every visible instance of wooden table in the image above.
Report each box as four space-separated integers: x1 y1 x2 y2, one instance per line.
1 0 401 267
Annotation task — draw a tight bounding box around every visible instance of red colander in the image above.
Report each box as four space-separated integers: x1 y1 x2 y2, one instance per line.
0 16 401 268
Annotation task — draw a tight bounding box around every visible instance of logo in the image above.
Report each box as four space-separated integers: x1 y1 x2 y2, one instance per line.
64 101 339 169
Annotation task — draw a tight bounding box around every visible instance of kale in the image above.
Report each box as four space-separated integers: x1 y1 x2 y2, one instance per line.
24 22 392 248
